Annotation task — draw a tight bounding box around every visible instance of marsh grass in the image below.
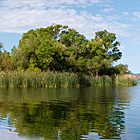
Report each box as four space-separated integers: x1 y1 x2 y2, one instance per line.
116 75 137 86
0 72 137 88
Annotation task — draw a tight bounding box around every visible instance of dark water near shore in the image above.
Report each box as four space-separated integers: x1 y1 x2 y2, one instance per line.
0 81 140 140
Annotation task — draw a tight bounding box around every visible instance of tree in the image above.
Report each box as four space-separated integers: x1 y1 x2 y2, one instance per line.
17 24 69 71
94 30 122 62
36 40 64 71
1 50 13 71
114 64 130 75
10 24 123 76
91 30 122 76
0 42 3 67
59 28 89 72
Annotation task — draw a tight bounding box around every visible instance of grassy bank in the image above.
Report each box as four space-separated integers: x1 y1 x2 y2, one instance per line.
0 72 137 88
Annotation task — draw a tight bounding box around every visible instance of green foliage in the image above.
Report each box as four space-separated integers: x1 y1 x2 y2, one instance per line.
0 25 132 83
94 30 122 61
15 24 69 71
98 64 131 76
1 50 14 71
0 43 3 69
8 24 124 76
114 64 130 75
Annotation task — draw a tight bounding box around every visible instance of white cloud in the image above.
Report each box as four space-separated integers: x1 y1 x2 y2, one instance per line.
133 12 140 18
123 12 129 16
0 0 102 9
102 8 114 13
0 0 130 39
132 37 140 44
105 15 119 21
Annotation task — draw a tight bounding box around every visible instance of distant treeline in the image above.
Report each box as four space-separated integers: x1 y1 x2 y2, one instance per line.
0 24 131 76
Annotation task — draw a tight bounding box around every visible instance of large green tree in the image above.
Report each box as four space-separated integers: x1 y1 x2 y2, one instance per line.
14 24 69 71
93 30 122 75
94 30 122 62
10 24 124 75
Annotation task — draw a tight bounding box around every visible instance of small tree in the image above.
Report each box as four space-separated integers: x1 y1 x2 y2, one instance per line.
0 43 3 66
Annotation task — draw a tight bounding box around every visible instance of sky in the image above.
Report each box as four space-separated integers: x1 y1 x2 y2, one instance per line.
0 0 140 73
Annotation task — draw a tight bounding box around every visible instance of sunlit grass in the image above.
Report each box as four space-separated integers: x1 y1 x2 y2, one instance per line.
0 72 137 88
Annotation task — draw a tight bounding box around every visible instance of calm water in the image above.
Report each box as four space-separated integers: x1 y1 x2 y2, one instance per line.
0 81 140 140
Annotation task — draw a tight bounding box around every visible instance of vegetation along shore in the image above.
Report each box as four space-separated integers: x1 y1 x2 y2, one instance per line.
0 72 137 88
0 24 137 88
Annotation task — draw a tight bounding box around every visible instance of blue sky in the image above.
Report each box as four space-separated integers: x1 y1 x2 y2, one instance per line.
0 0 140 73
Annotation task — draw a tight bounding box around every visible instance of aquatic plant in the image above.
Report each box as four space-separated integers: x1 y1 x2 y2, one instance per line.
0 72 137 88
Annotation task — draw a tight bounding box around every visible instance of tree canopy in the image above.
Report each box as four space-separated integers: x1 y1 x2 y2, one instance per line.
0 24 129 75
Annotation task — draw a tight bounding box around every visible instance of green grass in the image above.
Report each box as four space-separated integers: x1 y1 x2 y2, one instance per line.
0 72 137 88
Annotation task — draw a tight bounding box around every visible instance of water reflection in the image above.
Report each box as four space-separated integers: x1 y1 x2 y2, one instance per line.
0 87 130 140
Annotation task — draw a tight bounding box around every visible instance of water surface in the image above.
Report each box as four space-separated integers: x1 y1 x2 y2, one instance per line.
0 81 140 140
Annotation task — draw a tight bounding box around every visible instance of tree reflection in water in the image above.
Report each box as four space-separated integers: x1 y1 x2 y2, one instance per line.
0 87 130 139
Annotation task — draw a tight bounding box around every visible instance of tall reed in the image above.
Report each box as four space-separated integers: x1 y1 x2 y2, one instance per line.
0 72 137 88
116 75 137 86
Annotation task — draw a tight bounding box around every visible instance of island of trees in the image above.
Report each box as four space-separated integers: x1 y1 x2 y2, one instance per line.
0 24 137 88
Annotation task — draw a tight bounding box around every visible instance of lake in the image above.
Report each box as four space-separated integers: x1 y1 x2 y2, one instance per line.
0 80 140 140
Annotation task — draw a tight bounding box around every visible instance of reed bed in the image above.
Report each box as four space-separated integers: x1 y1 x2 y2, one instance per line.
115 75 137 86
0 72 137 88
